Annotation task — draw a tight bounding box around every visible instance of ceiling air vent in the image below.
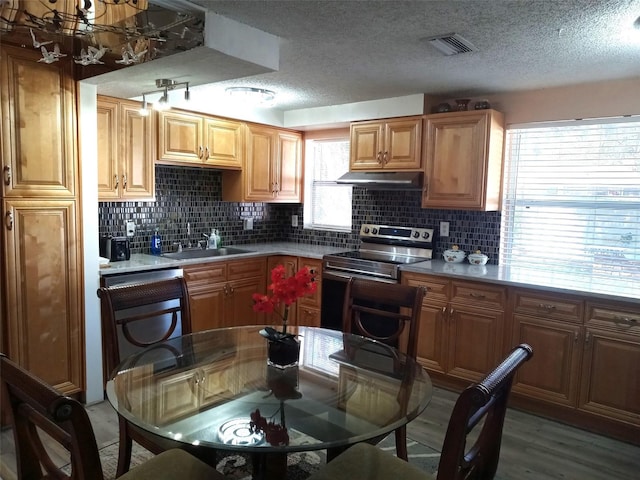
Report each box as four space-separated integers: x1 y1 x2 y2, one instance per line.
426 33 476 56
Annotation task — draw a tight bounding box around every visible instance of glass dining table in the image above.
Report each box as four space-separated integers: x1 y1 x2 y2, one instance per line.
106 325 433 480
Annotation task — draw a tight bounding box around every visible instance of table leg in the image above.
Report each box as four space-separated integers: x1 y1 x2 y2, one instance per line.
251 452 287 480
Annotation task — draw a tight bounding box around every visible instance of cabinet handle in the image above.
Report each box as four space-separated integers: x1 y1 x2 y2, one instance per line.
5 209 13 230
537 303 556 313
228 285 234 295
223 284 229 296
198 145 204 158
3 165 10 185
383 151 388 164
585 331 591 345
204 146 210 160
441 306 447 318
574 331 579 342
122 174 127 189
613 315 638 324
113 174 119 189
377 151 383 164
449 306 454 317
469 293 486 299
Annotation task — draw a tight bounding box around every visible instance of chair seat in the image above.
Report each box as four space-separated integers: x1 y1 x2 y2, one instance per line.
307 443 431 480
118 449 225 480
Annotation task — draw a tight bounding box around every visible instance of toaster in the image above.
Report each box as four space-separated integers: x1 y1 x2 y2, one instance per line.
99 236 131 262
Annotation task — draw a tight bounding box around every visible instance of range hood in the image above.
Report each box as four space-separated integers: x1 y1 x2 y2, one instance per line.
336 171 423 190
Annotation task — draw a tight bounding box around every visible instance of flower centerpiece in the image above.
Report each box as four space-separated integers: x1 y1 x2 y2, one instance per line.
252 265 317 367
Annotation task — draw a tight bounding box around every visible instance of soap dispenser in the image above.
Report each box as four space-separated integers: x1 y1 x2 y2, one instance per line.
208 228 218 250
151 228 162 255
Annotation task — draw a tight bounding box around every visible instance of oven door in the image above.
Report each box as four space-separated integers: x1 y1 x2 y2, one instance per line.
321 269 400 342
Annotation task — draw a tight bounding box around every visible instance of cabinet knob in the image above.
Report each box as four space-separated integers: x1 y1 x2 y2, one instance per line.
3 165 10 185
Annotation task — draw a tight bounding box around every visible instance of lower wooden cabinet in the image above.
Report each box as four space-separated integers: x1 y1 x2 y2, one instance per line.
184 258 266 331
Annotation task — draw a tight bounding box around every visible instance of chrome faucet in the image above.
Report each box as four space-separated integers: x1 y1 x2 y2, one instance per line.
172 242 183 253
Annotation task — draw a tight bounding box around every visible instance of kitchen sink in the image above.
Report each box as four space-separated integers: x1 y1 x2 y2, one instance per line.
162 247 254 260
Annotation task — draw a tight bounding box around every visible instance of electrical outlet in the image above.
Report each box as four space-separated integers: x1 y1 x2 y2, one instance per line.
292 215 298 227
243 218 253 230
440 221 450 237
126 221 135 237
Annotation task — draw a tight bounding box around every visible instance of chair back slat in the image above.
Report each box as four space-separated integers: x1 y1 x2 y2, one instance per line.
0 354 104 480
437 344 533 480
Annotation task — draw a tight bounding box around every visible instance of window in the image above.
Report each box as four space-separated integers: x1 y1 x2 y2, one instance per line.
501 118 640 278
303 137 352 231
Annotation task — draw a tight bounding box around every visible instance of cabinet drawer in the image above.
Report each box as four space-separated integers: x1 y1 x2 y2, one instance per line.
227 258 266 280
513 290 583 323
402 273 448 304
183 262 227 284
451 281 506 310
586 303 640 335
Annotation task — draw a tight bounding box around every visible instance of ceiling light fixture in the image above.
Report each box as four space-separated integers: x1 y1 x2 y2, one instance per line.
138 78 190 115
225 87 276 105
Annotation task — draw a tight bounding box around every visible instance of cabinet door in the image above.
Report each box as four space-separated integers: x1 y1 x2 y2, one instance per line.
415 302 448 374
384 117 422 170
188 283 226 332
226 277 267 327
3 199 83 395
120 101 155 200
155 370 199 424
157 110 203 163
579 328 640 426
350 122 384 170
1 46 76 197
97 98 120 199
297 257 322 310
266 256 298 325
297 306 321 327
447 304 504 383
245 125 277 201
203 118 243 169
274 131 302 202
511 315 582 406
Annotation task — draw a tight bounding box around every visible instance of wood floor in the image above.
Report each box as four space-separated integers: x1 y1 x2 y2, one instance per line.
1 386 638 479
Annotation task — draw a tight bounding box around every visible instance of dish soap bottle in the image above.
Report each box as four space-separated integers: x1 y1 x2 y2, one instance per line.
151 228 162 255
208 228 218 250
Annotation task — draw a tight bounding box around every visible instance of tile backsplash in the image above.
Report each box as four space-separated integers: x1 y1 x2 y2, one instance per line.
99 165 501 263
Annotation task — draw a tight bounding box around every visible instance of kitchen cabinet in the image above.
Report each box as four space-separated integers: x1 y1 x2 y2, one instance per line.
1 45 83 396
401 273 507 385
578 302 640 427
296 257 323 327
422 109 504 211
184 258 266 331
222 124 302 202
266 255 299 326
349 116 423 170
97 96 155 201
509 289 584 407
157 109 244 169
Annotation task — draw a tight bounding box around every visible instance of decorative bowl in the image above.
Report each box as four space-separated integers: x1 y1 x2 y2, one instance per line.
443 249 466 263
468 253 489 265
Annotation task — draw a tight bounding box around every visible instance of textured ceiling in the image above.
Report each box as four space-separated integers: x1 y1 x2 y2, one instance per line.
96 0 640 112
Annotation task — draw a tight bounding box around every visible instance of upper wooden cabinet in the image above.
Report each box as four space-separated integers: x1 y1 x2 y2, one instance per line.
422 109 504 211
1 45 77 198
157 109 244 169
97 96 155 201
222 124 302 202
349 116 422 171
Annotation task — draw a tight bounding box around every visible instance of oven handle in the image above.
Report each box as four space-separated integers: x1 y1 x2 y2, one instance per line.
322 270 398 284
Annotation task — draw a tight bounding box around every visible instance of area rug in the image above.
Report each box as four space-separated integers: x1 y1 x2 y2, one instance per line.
97 436 440 480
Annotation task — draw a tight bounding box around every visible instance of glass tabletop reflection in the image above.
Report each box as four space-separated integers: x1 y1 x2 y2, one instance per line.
106 325 433 454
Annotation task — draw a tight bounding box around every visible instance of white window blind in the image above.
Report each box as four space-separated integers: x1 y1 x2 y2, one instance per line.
303 139 352 231
500 118 640 278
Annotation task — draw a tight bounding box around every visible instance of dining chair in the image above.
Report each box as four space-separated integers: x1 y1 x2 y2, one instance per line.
97 276 194 476
0 354 225 480
307 343 534 480
341 277 425 460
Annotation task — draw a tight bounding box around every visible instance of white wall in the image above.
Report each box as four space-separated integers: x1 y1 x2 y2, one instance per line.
78 83 103 404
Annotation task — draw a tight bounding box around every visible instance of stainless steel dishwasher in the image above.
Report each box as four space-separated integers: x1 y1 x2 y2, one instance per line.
100 267 184 362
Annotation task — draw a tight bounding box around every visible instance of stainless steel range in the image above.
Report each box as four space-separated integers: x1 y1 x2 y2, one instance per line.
321 223 434 332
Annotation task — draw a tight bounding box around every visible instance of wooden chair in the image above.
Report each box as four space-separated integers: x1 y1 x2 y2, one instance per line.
0 354 225 480
307 343 534 480
97 276 193 476
341 277 425 460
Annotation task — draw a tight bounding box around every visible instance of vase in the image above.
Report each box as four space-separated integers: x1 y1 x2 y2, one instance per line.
267 337 300 369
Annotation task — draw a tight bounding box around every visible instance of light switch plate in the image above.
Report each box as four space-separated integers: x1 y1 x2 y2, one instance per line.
440 221 449 237
292 215 298 227
243 218 253 230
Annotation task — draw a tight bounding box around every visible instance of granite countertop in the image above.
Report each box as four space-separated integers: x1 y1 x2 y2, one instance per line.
402 260 640 305
99 243 639 306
